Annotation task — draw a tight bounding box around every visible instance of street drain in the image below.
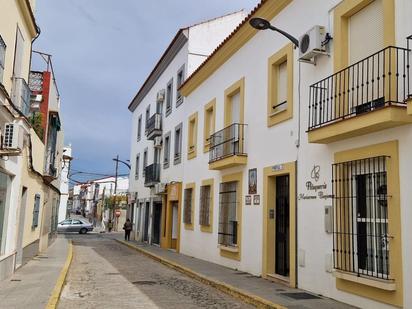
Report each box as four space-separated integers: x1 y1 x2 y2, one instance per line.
36 256 48 259
10 279 21 282
282 292 321 300
132 280 157 285
105 273 121 275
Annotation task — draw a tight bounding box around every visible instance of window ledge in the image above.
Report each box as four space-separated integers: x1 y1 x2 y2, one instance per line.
333 270 396 291
269 107 287 118
219 245 239 253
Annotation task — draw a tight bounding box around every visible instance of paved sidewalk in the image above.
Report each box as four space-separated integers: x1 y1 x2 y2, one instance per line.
112 234 356 309
0 236 69 309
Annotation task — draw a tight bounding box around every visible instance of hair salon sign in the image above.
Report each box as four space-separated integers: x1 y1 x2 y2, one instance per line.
299 165 334 200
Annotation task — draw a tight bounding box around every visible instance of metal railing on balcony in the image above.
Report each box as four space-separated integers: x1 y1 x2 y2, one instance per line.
146 113 162 139
144 163 160 187
11 77 31 116
209 123 246 164
308 45 411 131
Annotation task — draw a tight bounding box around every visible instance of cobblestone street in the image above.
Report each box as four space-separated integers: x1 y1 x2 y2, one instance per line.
58 235 253 309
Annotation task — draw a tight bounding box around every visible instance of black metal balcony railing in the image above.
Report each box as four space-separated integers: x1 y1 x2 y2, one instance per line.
308 45 411 131
146 113 162 138
209 123 246 164
144 163 160 187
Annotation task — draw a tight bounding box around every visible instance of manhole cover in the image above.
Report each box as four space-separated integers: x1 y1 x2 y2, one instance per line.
282 292 321 300
132 280 157 285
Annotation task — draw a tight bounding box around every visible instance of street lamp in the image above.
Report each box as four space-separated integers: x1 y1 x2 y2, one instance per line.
249 17 299 48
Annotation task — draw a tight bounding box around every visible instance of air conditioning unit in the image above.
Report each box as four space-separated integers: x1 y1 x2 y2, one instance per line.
154 183 166 195
156 89 165 103
3 123 20 149
299 25 327 62
154 136 162 148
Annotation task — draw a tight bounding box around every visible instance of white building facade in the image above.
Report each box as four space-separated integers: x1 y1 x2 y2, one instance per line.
128 11 247 246
128 0 412 308
58 145 72 222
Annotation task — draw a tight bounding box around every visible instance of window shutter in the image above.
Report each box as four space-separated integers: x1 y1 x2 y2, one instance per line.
276 61 288 108
349 0 384 65
32 194 40 228
199 185 210 226
0 35 6 82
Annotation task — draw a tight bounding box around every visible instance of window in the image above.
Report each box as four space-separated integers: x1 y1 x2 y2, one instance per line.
199 185 211 226
332 156 389 279
72 220 82 225
32 194 41 229
176 65 185 107
218 181 238 247
135 154 140 179
0 35 6 83
203 99 215 153
143 149 148 177
348 0 384 65
137 115 142 141
61 219 72 225
267 44 293 127
187 112 198 160
166 78 173 116
163 132 171 168
224 78 244 127
183 187 194 226
145 106 150 132
13 26 24 78
174 123 182 165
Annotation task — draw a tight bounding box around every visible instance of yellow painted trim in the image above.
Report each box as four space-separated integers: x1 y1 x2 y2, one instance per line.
200 178 214 233
334 141 403 307
180 0 293 96
46 240 73 309
187 112 198 160
208 155 247 170
307 106 412 144
407 97 412 115
116 239 287 309
267 43 294 127
224 77 245 126
219 171 243 261
203 99 216 153
184 183 195 230
333 0 395 72
262 161 297 288
161 182 182 252
333 270 396 291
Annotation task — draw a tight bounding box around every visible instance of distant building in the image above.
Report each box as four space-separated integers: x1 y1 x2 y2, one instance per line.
58 145 73 222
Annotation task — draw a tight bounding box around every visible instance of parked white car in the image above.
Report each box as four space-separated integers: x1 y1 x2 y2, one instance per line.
57 219 93 234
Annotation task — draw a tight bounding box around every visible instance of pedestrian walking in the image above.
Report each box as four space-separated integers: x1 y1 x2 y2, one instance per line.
123 218 132 241
107 219 113 233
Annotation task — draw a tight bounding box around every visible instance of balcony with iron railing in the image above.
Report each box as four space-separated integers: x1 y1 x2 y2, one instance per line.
146 113 162 140
208 123 247 170
144 163 160 187
307 44 412 144
11 77 31 117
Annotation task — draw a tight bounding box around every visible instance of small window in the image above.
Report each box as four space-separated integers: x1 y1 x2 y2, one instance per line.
203 100 215 152
0 35 6 83
32 194 41 229
163 132 171 169
174 123 182 165
187 112 198 159
199 185 211 226
166 79 173 116
183 188 193 225
176 65 185 107
135 154 140 179
143 149 148 177
275 60 288 112
137 115 142 141
145 106 150 131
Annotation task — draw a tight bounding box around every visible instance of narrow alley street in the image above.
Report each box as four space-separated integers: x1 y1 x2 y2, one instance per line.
58 234 252 309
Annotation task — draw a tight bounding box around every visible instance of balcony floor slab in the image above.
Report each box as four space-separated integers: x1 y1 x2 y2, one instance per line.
208 155 247 170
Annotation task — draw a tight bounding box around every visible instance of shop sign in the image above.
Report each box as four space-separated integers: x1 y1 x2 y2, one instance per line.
299 165 334 200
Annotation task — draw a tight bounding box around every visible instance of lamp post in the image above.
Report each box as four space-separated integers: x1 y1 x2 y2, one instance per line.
249 17 299 48
111 156 131 230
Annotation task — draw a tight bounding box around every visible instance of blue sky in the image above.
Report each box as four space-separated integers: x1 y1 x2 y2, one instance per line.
33 0 259 183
